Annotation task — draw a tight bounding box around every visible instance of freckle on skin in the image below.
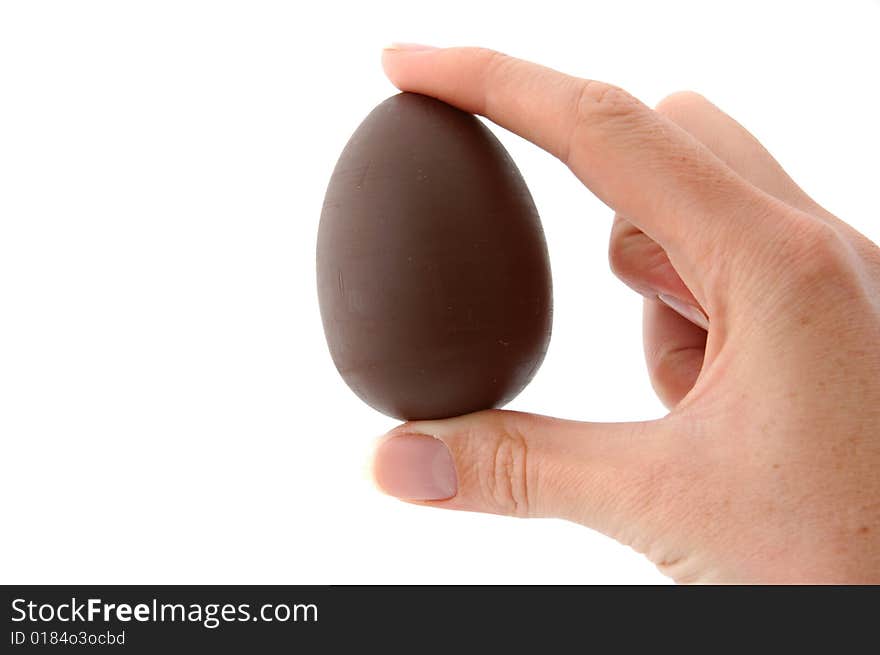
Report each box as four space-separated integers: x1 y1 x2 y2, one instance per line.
858 526 870 535
772 463 780 470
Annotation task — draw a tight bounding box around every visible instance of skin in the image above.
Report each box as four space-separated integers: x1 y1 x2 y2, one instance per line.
373 44 880 583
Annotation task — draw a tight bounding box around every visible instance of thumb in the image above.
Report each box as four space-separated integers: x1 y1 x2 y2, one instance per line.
372 409 674 542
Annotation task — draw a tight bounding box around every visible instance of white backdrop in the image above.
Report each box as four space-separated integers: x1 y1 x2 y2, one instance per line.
2 0 878 584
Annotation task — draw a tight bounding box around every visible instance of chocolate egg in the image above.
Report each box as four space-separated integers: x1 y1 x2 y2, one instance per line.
317 92 552 420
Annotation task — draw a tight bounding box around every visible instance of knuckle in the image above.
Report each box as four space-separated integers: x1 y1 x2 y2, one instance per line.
791 215 842 250
472 46 504 64
648 346 704 409
474 46 507 72
474 419 533 517
654 90 712 118
473 48 514 113
776 216 856 284
607 218 640 279
607 222 647 279
652 550 703 585
564 79 644 166
608 220 674 294
652 346 701 383
607 229 634 280
746 210 872 324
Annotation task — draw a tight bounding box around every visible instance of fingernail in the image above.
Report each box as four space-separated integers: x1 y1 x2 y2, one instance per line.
373 433 457 500
383 42 438 52
657 293 710 331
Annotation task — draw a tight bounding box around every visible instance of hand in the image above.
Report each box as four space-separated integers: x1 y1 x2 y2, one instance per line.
371 45 880 583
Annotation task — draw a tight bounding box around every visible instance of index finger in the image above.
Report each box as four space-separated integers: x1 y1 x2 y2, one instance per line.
381 46 779 283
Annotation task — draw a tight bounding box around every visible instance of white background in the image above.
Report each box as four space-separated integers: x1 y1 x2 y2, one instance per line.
2 0 879 584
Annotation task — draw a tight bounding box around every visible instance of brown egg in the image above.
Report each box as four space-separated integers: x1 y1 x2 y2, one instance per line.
317 92 552 420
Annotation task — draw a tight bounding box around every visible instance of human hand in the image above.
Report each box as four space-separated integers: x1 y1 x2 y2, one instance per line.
372 45 880 583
